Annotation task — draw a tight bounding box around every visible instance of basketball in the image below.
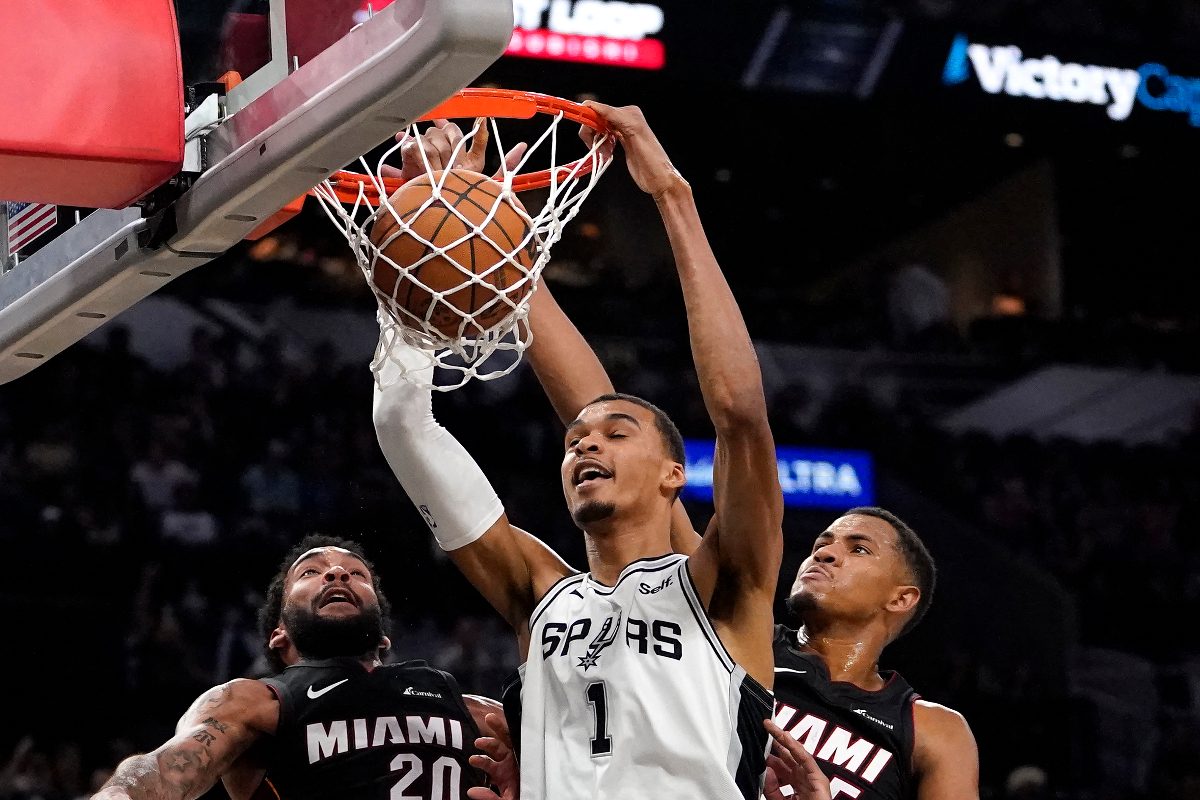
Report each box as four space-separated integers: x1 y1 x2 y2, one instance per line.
369 169 536 338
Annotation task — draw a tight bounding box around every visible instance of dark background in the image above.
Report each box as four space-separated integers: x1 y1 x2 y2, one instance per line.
1 1 1198 799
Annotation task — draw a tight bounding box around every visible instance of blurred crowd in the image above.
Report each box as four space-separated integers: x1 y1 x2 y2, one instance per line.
900 427 1200 660
0 297 1197 800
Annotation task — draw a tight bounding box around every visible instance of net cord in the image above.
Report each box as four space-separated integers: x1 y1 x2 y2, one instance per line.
312 113 612 391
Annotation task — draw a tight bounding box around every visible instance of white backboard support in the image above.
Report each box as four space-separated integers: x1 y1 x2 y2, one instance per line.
0 0 514 384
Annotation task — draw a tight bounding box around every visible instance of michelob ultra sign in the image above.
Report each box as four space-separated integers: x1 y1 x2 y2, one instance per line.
942 34 1200 126
682 441 875 509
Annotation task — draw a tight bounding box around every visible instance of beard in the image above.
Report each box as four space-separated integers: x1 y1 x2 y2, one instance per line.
572 499 616 528
785 590 817 624
282 601 385 662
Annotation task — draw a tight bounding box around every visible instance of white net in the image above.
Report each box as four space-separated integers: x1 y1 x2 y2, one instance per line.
312 113 612 391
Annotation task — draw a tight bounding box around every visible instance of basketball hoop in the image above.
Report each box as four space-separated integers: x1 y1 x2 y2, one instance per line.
310 89 614 391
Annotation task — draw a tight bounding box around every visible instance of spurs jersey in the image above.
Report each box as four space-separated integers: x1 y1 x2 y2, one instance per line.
258 658 485 800
507 553 773 800
771 626 918 800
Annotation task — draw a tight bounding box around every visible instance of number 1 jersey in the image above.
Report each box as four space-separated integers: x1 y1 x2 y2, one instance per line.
506 554 773 800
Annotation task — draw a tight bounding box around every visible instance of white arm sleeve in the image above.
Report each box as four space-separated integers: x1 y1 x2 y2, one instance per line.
370 339 504 551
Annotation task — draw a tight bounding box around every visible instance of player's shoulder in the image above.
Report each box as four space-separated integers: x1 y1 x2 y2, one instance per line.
193 677 279 707
378 657 434 672
913 699 970 728
181 678 280 733
912 699 977 762
380 659 471 696
911 699 979 793
379 658 455 683
463 693 502 723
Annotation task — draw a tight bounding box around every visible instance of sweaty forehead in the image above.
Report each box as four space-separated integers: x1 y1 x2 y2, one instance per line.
824 514 899 547
289 546 368 574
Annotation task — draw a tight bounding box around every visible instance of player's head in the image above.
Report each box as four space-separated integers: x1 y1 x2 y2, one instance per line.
561 393 686 531
259 534 394 672
786 507 935 643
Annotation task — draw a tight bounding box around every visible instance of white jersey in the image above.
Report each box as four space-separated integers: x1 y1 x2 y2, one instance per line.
505 553 772 800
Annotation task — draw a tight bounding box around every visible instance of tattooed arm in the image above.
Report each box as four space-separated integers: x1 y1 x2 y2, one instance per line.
93 680 279 800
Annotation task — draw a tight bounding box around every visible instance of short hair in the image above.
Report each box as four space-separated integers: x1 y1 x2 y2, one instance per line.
257 534 393 673
586 393 685 466
843 506 936 638
585 393 687 500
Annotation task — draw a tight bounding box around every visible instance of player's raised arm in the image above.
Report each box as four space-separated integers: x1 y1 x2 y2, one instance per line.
371 340 574 652
93 680 275 800
369 125 577 653
525 286 614 423
584 102 783 683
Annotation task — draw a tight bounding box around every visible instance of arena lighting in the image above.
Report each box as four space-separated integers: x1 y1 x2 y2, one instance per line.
507 0 666 69
942 34 1200 126
355 0 666 69
682 440 875 509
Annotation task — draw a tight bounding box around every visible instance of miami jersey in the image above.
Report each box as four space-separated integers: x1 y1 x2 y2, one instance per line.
258 658 485 800
505 554 772 800
772 626 918 799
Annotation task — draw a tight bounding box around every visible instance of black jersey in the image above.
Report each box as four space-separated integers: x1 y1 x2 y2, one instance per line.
771 626 918 800
259 658 485 800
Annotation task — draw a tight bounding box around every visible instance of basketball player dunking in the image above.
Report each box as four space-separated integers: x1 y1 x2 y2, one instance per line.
467 368 980 800
518 216 978 800
527 323 980 798
92 535 502 800
391 114 979 800
372 102 784 799
488 300 981 800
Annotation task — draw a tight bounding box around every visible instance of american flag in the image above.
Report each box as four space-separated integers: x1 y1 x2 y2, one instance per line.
5 201 57 254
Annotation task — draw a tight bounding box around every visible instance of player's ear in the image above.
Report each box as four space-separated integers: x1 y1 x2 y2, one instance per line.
379 636 393 655
269 626 289 653
662 461 685 496
887 585 920 616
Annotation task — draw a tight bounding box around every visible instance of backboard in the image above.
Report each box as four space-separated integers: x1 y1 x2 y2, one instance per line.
177 0 409 112
0 0 514 384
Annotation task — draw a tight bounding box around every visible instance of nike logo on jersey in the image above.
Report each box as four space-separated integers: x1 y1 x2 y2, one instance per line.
307 678 350 699
775 667 807 675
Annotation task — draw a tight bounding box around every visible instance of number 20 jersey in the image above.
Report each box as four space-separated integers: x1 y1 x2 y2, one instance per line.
508 554 773 800
258 658 485 800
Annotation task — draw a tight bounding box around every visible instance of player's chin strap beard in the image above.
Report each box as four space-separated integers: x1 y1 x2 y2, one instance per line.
573 499 617 528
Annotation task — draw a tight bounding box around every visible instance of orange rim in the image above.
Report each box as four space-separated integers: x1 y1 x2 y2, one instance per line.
316 89 611 206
